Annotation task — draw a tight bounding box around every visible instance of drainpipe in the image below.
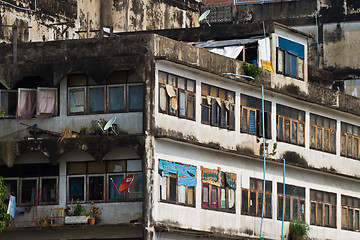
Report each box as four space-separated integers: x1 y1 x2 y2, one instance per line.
259 84 286 240
315 10 319 68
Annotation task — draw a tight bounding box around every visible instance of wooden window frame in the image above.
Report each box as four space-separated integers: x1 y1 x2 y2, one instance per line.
341 122 360 160
310 114 336 154
276 47 304 81
67 175 86 203
20 177 38 206
158 71 196 121
341 195 360 231
86 174 106 203
127 83 144 112
201 83 235 130
201 180 236 213
277 183 305 221
277 104 305 146
310 189 337 228
88 85 106 114
241 178 272 218
107 84 126 113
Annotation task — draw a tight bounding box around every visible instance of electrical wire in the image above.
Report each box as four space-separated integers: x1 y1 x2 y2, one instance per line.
0 0 36 12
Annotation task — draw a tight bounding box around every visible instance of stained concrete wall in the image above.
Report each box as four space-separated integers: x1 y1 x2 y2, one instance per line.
203 0 360 80
0 0 200 43
153 139 360 240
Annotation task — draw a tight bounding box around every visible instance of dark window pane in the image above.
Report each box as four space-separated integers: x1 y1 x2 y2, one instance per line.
0 91 17 116
285 119 290 142
341 134 347 156
317 128 322 149
331 205 336 228
211 99 219 126
291 55 297 77
41 178 57 203
169 177 177 202
257 192 263 217
129 85 143 111
187 94 195 119
109 175 124 200
21 179 37 204
89 176 104 201
291 121 297 144
278 196 283 220
211 187 218 208
331 131 336 153
109 86 125 112
300 200 305 220
349 209 354 230
249 110 256 134
220 102 227 127
285 197 291 220
229 105 235 130
128 174 143 199
348 136 353 157
241 108 248 132
278 117 284 140
4 180 17 204
299 123 305 146
317 202 323 225
311 202 316 225
201 101 210 124
89 87 105 113
250 191 256 215
69 177 84 202
242 190 248 214
285 52 290 75
293 198 298 220
325 204 330 226
355 210 359 230
265 194 272 218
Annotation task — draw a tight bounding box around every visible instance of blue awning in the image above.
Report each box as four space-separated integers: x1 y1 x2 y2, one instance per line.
278 37 304 59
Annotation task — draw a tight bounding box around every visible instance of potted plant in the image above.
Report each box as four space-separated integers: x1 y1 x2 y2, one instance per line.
289 219 310 240
65 203 89 224
37 210 50 227
0 110 5 118
90 120 102 135
79 126 88 136
88 202 101 225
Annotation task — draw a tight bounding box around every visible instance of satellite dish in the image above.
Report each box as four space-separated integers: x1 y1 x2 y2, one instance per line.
118 174 135 192
104 116 116 130
199 10 211 27
110 174 134 196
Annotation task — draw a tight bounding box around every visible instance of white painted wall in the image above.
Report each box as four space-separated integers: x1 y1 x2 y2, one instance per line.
155 60 360 178
153 139 360 240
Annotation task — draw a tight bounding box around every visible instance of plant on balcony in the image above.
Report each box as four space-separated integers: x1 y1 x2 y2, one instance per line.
289 219 310 240
0 176 11 232
71 203 86 216
79 126 88 136
90 120 102 135
0 110 5 118
242 61 262 81
88 202 101 225
65 203 88 224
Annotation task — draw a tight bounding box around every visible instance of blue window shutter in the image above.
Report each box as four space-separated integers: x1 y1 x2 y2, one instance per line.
279 37 304 59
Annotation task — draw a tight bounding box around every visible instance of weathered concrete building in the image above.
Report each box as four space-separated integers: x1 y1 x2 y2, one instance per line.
202 0 360 94
0 0 200 43
1 20 360 239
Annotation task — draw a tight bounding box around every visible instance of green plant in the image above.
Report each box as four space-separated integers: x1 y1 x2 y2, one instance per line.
71 203 86 216
0 176 11 232
289 219 310 239
242 61 262 80
90 120 102 132
0 110 5 117
79 125 88 132
269 142 277 156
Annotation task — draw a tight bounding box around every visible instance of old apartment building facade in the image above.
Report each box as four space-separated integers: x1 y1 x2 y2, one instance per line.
0 17 360 240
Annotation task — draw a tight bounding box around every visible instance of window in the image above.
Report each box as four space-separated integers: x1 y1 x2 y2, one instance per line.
1 164 59 205
310 189 336 228
242 178 272 218
241 94 271 138
341 195 360 231
341 122 360 159
158 159 196 207
0 90 17 117
277 104 305 146
277 183 305 221
158 71 196 120
310 114 336 154
201 83 235 130
276 37 304 80
201 167 236 212
67 159 142 203
68 71 143 115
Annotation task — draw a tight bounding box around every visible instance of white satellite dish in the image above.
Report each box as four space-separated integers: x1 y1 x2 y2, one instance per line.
104 116 118 135
199 10 211 27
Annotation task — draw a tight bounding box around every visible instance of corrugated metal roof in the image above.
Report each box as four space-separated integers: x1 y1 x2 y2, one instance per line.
195 37 263 48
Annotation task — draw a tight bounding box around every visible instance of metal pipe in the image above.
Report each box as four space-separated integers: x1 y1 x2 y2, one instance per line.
260 84 266 239
315 10 319 68
222 72 255 80
259 84 286 240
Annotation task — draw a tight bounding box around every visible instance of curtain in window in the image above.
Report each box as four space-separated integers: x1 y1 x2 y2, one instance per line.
37 89 56 115
17 90 36 118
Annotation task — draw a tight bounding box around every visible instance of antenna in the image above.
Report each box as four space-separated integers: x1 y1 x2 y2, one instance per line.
199 10 211 27
103 116 118 135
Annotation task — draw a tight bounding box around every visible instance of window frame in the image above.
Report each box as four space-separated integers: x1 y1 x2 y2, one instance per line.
36 87 58 117
158 71 196 121
0 89 18 118
201 83 235 130
310 189 337 228
341 122 360 160
86 174 106 202
4 178 19 205
276 47 304 81
17 88 37 118
39 176 58 205
277 183 305 221
67 175 86 203
241 178 272 218
88 85 106 114
341 195 360 231
68 86 87 115
128 83 145 112
107 84 126 113
20 177 38 205
310 114 336 154
277 104 305 146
